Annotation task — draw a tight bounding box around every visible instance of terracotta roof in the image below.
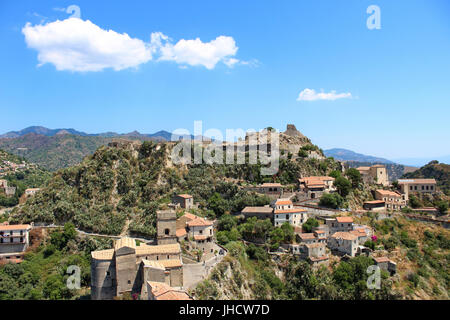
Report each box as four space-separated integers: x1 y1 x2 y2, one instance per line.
314 230 325 234
183 213 198 221
299 233 316 240
142 260 165 269
376 189 401 197
261 183 282 187
364 200 385 204
373 257 390 263
0 224 31 231
176 194 193 199
242 206 274 214
336 216 353 223
398 179 436 185
176 228 187 237
114 237 136 250
350 229 366 237
331 232 358 241
356 166 371 171
187 217 213 227
157 259 183 268
275 199 293 206
147 281 192 300
91 249 115 260
135 243 181 255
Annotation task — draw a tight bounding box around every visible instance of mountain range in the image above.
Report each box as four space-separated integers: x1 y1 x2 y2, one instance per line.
0 126 174 141
323 148 394 164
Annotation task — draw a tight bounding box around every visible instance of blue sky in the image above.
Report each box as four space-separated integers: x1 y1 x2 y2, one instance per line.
0 0 449 162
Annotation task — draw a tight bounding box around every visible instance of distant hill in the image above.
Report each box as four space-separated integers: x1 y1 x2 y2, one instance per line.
0 127 195 170
402 160 450 195
0 126 176 141
0 126 89 138
324 148 394 164
0 134 114 171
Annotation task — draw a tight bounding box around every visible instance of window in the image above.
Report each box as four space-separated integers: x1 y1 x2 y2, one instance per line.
410 186 413 191
10 238 13 243
199 230 203 234
286 214 289 219
106 271 110 276
164 228 170 235
414 186 417 190
426 186 429 190
421 186 424 190
431 186 434 190
127 280 131 284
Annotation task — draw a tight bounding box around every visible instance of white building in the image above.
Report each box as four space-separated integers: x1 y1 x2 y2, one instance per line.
271 199 308 227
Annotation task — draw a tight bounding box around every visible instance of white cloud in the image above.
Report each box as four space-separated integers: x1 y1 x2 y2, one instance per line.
150 32 239 69
23 18 248 72
22 18 152 72
296 88 353 101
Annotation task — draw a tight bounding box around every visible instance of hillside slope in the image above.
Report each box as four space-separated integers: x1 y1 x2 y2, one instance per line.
10 133 343 235
0 134 114 171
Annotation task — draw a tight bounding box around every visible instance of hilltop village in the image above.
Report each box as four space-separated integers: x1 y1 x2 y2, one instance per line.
0 124 449 300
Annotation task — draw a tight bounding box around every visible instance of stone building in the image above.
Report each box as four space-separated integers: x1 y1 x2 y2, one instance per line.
356 165 389 186
157 210 178 245
298 176 335 199
325 216 354 234
90 238 183 300
176 212 215 260
0 223 32 263
397 179 437 200
91 210 184 300
172 194 194 210
328 232 359 257
241 206 274 220
374 189 406 211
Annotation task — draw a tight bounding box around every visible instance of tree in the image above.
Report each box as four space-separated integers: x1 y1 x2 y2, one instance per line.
319 193 344 209
345 168 362 188
302 218 319 233
408 194 421 209
334 176 352 197
218 214 237 231
329 170 342 179
207 192 229 217
436 201 448 215
280 222 294 243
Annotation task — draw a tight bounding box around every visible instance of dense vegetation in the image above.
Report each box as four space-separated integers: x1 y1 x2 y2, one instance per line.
0 223 112 300
0 134 114 171
10 140 343 236
192 240 399 300
0 150 51 208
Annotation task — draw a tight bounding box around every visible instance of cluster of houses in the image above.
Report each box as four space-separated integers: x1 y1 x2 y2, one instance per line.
0 158 31 177
364 178 437 212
